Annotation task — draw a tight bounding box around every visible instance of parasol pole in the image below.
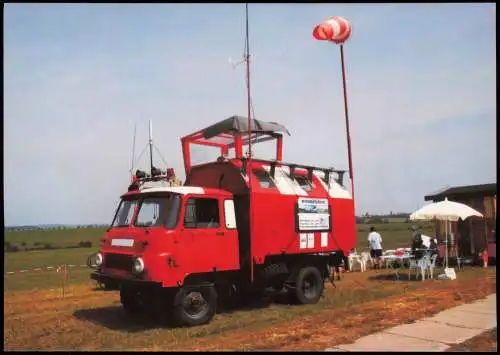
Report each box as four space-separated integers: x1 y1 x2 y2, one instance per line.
445 219 448 269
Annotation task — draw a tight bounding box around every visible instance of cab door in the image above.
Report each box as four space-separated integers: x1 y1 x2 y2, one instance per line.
177 195 239 274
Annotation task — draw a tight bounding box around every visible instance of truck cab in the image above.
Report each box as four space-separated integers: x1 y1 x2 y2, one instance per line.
96 186 240 285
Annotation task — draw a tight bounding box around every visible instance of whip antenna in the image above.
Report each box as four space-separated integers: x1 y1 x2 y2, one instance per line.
130 122 137 180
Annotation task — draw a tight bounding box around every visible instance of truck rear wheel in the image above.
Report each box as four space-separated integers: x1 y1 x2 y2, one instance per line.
120 286 146 314
173 286 217 326
294 266 324 305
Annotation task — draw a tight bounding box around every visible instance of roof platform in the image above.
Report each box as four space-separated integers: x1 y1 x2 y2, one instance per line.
181 115 290 175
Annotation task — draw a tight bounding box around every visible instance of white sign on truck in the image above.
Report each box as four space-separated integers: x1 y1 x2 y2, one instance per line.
297 197 330 231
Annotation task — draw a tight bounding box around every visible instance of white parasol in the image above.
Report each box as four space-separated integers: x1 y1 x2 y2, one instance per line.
410 197 483 275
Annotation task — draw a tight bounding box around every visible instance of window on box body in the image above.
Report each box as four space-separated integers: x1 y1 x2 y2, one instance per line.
294 175 312 191
252 169 276 188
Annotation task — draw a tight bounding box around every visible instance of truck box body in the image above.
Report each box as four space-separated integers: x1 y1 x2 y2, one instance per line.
186 158 356 269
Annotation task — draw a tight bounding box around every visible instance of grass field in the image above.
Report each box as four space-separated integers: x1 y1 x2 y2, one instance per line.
5 228 107 248
3 267 496 351
3 223 493 351
4 223 434 251
4 222 435 293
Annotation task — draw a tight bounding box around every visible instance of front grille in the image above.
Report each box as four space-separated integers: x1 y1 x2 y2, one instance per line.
104 253 133 271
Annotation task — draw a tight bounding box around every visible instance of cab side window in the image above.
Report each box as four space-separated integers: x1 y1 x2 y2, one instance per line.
184 198 220 228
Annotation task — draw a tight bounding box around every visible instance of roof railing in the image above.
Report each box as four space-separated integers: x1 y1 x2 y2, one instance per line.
239 157 348 187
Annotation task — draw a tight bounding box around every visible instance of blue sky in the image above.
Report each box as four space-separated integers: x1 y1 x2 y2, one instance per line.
3 3 496 225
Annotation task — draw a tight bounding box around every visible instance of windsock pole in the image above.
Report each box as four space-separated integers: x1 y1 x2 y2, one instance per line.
339 44 355 203
312 16 355 205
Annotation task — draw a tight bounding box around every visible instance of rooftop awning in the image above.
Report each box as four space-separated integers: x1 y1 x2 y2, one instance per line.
202 115 291 139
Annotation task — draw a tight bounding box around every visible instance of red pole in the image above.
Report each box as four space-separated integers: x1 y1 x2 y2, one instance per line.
339 44 355 205
276 135 283 161
181 138 191 177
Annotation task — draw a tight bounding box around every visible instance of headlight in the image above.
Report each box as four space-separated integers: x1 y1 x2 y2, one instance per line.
95 252 103 267
132 257 145 274
87 252 103 268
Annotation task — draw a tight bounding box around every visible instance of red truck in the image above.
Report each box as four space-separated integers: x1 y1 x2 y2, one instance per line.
90 115 356 326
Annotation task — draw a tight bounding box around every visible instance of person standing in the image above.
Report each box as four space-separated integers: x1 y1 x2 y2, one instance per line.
411 225 424 259
481 248 489 268
367 227 383 269
429 237 438 257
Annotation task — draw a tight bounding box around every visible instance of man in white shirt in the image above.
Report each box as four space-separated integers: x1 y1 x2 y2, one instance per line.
367 226 383 269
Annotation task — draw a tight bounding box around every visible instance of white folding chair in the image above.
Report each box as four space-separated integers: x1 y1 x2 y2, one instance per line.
427 254 438 279
359 252 371 272
408 255 430 281
348 254 360 272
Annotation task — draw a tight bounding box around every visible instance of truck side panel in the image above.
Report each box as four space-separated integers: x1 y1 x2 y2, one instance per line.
250 193 355 264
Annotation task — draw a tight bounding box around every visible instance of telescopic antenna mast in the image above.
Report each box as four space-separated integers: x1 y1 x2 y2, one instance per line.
149 120 154 176
130 122 137 180
244 3 255 283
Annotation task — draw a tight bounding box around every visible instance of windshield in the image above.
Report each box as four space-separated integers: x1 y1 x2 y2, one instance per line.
111 199 139 228
134 194 182 228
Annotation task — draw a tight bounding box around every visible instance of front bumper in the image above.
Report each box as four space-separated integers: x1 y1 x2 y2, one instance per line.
90 270 160 289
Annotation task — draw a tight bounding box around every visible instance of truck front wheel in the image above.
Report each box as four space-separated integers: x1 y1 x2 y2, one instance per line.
294 266 324 305
173 286 217 326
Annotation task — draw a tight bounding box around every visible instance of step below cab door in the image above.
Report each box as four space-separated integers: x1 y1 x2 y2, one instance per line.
177 195 239 275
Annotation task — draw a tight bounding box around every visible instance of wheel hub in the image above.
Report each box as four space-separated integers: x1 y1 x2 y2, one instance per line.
183 291 208 317
303 277 316 299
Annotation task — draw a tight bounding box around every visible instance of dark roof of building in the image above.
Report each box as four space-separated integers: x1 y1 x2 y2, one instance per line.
424 183 497 201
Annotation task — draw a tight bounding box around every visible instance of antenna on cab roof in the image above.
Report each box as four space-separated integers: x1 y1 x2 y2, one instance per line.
130 122 137 181
149 120 154 177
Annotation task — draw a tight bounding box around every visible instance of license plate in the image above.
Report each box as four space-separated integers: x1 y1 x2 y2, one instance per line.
111 239 135 247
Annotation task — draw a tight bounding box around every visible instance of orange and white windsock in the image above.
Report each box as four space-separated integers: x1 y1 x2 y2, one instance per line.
312 16 352 44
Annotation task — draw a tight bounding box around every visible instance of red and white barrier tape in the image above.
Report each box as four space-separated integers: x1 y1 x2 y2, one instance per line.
4 264 89 275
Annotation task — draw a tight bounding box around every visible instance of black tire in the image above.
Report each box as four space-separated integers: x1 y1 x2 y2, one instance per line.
294 266 324 305
173 286 217 326
120 287 147 315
